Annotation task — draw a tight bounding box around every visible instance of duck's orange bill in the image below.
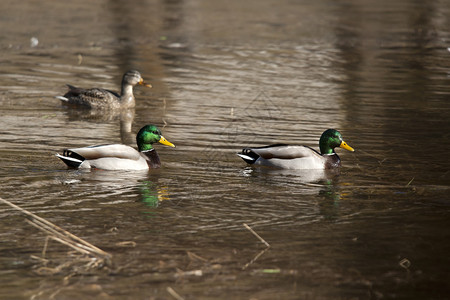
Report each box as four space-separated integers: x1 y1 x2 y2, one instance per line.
159 136 175 148
139 78 152 88
340 141 354 152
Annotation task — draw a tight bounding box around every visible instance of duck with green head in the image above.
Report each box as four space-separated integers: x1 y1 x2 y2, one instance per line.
237 129 354 169
56 125 175 170
57 70 152 109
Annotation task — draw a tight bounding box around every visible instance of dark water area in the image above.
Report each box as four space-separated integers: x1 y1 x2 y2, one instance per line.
0 0 450 299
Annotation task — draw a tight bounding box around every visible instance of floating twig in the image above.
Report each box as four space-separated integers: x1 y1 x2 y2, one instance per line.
399 258 411 270
187 251 208 262
242 223 271 270
406 177 415 187
242 247 270 270
175 269 203 278
167 287 184 300
115 241 136 247
243 223 270 247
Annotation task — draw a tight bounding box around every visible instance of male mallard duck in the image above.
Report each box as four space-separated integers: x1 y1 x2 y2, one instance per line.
56 124 175 170
57 70 151 109
237 129 354 169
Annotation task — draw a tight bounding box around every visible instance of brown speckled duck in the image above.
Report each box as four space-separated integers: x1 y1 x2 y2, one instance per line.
57 70 151 109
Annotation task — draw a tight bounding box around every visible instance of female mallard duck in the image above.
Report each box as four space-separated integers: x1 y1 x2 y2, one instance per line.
56 124 175 170
237 129 354 169
57 70 151 109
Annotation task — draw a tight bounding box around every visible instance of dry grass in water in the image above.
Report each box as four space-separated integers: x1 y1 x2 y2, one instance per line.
0 197 112 275
242 223 271 270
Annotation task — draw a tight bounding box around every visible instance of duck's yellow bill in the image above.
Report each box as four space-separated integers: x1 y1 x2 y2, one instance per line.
139 78 152 88
159 136 175 147
340 141 354 152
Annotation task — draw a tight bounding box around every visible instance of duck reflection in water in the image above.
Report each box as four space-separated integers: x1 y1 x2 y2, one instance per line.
240 167 341 184
58 170 171 208
140 180 170 208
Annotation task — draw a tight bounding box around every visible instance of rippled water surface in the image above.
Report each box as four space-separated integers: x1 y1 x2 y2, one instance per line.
1 0 450 299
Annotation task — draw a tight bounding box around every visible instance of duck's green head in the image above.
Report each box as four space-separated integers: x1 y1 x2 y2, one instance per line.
319 129 354 155
136 124 175 152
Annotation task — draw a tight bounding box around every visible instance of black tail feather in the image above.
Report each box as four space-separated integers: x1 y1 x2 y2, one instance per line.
236 148 260 164
56 150 85 168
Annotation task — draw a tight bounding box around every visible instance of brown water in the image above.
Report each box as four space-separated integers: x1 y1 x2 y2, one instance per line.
1 0 450 299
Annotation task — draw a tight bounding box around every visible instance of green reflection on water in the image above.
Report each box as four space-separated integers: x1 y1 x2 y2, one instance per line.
139 180 170 208
318 179 343 220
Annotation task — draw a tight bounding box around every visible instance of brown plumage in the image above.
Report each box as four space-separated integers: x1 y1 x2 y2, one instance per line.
57 70 151 109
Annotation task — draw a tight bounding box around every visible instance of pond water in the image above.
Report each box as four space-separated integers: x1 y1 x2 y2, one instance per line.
0 0 449 299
